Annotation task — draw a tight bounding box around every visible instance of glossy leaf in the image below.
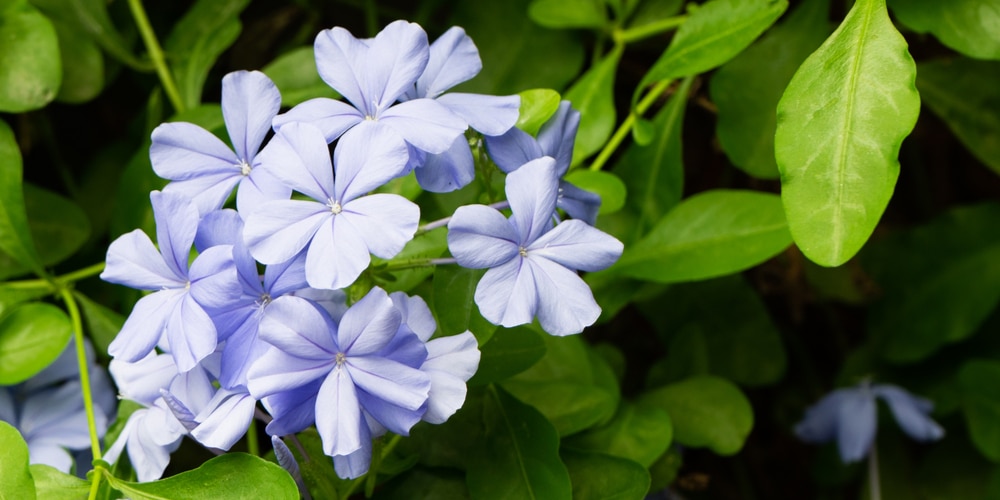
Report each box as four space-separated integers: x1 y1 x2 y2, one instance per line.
625 0 684 30
0 183 91 280
917 57 1000 175
711 0 833 179
889 0 1000 60
565 45 621 164
613 76 693 239
561 450 650 500
639 375 753 455
0 421 35 499
501 334 619 436
528 0 607 29
0 283 50 318
0 117 43 278
0 302 72 385
775 0 920 266
865 203 1000 363
563 170 626 215
564 401 673 467
639 0 787 89
0 2 60 112
958 360 1000 462
515 89 561 136
263 46 340 107
614 189 792 283
468 326 546 386
465 385 572 500
165 0 251 109
29 0 145 69
106 453 298 499
30 464 89 500
49 18 104 103
74 292 124 357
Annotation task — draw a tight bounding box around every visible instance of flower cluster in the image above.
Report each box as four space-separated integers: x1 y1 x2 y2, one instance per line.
100 20 622 481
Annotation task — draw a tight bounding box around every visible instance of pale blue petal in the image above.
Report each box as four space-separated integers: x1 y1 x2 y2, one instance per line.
356 388 426 436
222 70 280 163
247 347 332 399
168 354 218 412
557 180 601 225
166 295 219 373
195 209 242 252
536 101 579 175
271 98 364 142
313 27 370 113
333 123 410 202
236 167 293 220
363 20 430 113
528 256 601 336
264 250 308 297
333 441 371 479
109 352 179 406
151 191 199 279
389 292 437 342
28 444 73 472
244 199 330 265
474 257 537 329
101 230 185 290
258 295 338 358
873 385 945 442
159 389 199 431
292 288 349 322
836 389 877 463
421 332 480 424
483 126 543 173
262 379 320 436
337 288 400 356
218 309 266 389
191 389 256 450
415 135 474 193
150 122 240 180
340 194 419 259
437 93 520 136
414 26 481 99
162 173 241 215
316 367 365 457
305 216 369 290
128 407 184 482
256 122 334 202
527 219 623 272
447 204 519 268
795 389 854 444
188 244 241 310
347 357 430 412
379 98 467 154
110 289 185 363
505 157 559 244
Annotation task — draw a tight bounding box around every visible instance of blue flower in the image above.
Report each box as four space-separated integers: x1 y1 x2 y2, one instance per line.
447 157 623 336
151 70 290 217
272 20 467 177
101 191 242 372
244 122 420 290
485 101 602 224
795 382 945 463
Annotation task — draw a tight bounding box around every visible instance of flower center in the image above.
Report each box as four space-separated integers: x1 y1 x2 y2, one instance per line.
335 352 347 366
238 160 252 176
257 293 272 307
519 246 528 257
328 200 343 215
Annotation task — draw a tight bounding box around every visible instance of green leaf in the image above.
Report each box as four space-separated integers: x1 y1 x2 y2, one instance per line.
263 46 340 107
561 450 650 500
639 0 787 90
29 0 145 70
515 89 561 136
711 0 833 179
889 0 1000 60
562 170 626 215
164 0 251 109
275 429 349 499
468 326 546 386
528 0 608 29
959 360 1000 462
0 2 60 112
563 401 673 467
775 0 920 266
501 334 619 436
30 464 89 500
73 292 124 357
0 283 50 318
613 76 693 239
565 45 621 164
865 203 1000 363
49 17 103 103
0 421 35 499
376 226 448 293
0 302 72 385
432 265 496 343
639 275 786 387
377 466 470 499
917 57 1000 175
450 0 584 95
106 453 298 500
465 385 572 500
0 118 43 277
625 0 684 30
614 189 792 283
0 183 91 280
639 375 753 455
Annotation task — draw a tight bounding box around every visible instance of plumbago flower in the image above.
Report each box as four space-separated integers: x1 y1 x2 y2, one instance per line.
150 70 290 217
244 122 420 290
485 101 602 224
448 157 623 336
101 191 242 372
795 381 945 463
273 20 466 176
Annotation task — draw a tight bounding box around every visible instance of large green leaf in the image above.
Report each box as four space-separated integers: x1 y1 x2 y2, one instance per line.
711 0 833 179
0 302 72 385
639 0 787 89
565 46 621 164
105 453 298 499
465 385 572 500
613 76 693 239
262 46 340 107
164 0 251 110
958 360 1000 462
0 1 60 112
48 17 103 103
29 464 89 500
865 203 1000 363
468 326 546 386
639 375 753 455
74 292 124 357
917 57 1000 175
563 401 673 467
562 170 626 215
614 189 792 283
0 421 35 499
0 183 91 280
30 0 145 69
561 450 650 500
775 0 920 266
0 283 49 318
528 0 608 29
432 265 496 343
889 0 1000 60
0 118 42 278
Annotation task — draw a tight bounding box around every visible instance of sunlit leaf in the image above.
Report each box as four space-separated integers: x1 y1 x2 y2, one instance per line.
106 453 298 499
0 1 61 112
565 45 621 164
564 401 673 467
0 119 42 276
529 0 608 29
563 170 626 215
263 46 340 107
0 302 72 385
515 89 562 136
889 0 1000 60
639 375 753 455
561 450 650 500
0 421 35 499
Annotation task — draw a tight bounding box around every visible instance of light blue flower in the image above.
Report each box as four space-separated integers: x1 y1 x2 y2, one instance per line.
447 157 623 336
795 381 945 463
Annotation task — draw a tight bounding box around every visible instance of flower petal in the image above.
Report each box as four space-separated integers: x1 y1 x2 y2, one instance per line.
873 385 945 442
191 389 256 450
258 295 338 358
101 229 185 290
836 388 877 463
244 199 330 265
257 122 335 202
236 167 293 220
188 244 241 310
247 347 333 399
333 441 372 479
110 352 179 406
528 256 601 336
110 289 185 363
505 157 559 244
536 101 579 175
162 172 242 215
421 331 480 424
150 122 239 180
262 379 321 436
379 98 467 154
556 180 602 225
437 93 520 136
165 295 219 372
415 135 475 193
337 288 400 356
483 126 544 174
474 257 538 329
414 27 481 98
271 97 364 142
316 367 365 457
348 356 430 413
447 204 519 268
304 215 370 290
527 219 623 272
222 70 280 163
389 292 437 342
364 20 431 112
340 194 419 259
333 122 410 202
151 191 200 279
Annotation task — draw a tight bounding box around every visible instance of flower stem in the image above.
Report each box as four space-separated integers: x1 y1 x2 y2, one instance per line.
3 262 105 291
868 443 882 500
247 419 260 457
381 257 456 272
588 78 674 172
127 0 185 113
614 15 687 44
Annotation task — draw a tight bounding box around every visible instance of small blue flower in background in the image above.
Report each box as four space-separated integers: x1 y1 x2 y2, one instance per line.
101 191 242 372
795 381 945 463
151 70 290 217
485 101 602 224
447 157 624 336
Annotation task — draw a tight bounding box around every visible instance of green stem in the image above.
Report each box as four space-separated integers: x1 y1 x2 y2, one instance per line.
589 78 674 172
380 257 456 272
364 0 379 37
127 0 185 113
614 15 687 44
3 262 105 291
868 443 881 500
60 287 103 499
62 262 106 283
247 419 259 457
